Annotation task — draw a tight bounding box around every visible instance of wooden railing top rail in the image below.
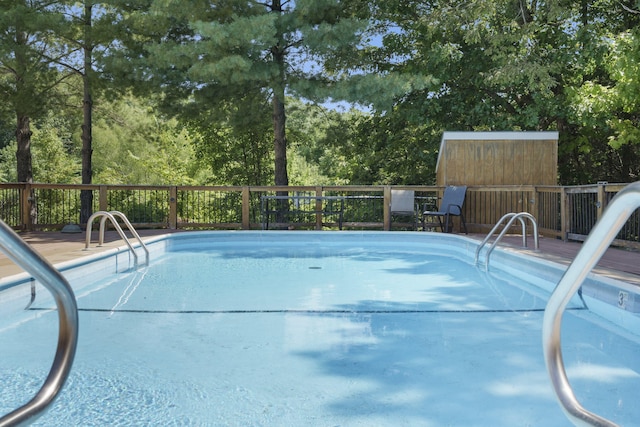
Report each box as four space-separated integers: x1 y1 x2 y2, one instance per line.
1 182 637 248
11 182 630 194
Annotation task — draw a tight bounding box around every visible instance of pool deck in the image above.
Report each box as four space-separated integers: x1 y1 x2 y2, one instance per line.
0 229 639 286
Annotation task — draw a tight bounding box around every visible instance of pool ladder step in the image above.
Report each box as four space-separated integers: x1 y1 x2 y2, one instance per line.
85 210 150 267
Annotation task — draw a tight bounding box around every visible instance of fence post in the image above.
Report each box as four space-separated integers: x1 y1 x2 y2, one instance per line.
99 185 108 211
596 182 607 221
20 183 32 231
242 186 250 230
169 186 178 229
315 186 323 230
560 187 568 241
528 188 536 215
383 186 391 231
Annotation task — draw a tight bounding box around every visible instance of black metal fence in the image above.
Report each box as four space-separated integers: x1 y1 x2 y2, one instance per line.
0 183 637 247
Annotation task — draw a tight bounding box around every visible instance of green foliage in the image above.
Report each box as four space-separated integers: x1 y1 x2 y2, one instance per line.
564 23 640 183
92 95 206 184
286 99 350 185
0 112 80 183
327 106 439 185
368 0 640 184
602 30 640 150
186 95 273 186
113 0 434 186
0 118 13 150
31 116 80 183
0 0 638 188
0 143 15 183
0 1 69 115
0 1 76 182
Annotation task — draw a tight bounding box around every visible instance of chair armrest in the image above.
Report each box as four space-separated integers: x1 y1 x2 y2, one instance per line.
421 201 438 212
445 203 463 215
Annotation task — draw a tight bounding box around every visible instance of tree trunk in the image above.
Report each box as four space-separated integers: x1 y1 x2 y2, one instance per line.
80 2 94 224
80 88 93 223
16 114 36 227
13 14 37 226
16 114 33 183
271 0 288 188
272 92 288 187
271 0 289 225
15 21 32 185
272 90 289 224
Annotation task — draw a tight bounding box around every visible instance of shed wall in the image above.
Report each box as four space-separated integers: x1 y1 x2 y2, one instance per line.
436 134 558 186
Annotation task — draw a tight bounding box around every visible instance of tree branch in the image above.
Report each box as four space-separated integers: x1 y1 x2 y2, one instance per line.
620 1 640 13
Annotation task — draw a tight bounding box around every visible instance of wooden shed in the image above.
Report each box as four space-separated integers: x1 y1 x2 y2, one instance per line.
436 131 559 186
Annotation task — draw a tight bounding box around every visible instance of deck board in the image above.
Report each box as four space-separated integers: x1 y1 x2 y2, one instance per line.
471 234 640 286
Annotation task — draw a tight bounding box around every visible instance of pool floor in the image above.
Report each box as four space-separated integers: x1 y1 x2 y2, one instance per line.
1 240 639 426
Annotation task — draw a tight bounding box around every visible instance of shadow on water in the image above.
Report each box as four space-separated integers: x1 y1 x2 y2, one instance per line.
286 298 568 426
286 299 640 425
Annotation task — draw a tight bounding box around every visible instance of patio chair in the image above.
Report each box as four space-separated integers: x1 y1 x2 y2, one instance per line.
390 190 419 230
422 185 468 234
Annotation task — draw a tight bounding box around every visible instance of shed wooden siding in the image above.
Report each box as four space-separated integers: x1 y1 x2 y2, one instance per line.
436 133 558 186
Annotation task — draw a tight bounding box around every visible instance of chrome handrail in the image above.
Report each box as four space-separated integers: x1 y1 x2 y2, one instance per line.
475 212 539 267
542 181 640 427
85 211 149 266
103 211 150 265
0 220 78 427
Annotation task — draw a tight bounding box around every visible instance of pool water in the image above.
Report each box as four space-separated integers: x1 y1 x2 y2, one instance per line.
1 232 639 426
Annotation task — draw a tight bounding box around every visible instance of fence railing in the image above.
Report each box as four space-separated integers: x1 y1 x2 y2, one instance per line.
0 183 637 247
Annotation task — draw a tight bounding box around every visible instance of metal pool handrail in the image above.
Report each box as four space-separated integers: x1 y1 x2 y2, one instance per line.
103 211 150 266
542 181 640 427
474 212 539 267
0 220 78 427
85 211 149 266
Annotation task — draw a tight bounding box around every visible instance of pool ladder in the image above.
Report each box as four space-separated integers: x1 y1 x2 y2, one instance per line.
0 220 78 426
474 212 539 268
543 181 640 427
85 211 149 266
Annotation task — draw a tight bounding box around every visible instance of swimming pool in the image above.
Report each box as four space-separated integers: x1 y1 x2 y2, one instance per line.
1 231 639 426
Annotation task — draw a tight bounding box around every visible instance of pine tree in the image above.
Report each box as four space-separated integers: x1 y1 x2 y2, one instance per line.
0 1 70 184
114 0 431 186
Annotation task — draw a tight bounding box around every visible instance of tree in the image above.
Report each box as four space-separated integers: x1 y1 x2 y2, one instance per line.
372 0 640 184
50 1 98 221
0 1 70 184
53 1 151 221
0 1 77 226
65 1 99 222
118 0 431 187
569 26 640 182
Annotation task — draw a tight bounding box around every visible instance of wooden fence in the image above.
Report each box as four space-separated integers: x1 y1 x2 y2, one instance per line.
0 183 637 247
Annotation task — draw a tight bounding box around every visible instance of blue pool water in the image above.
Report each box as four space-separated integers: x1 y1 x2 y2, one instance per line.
1 231 639 426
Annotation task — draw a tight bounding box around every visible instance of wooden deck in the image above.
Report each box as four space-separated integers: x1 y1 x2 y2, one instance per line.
476 234 640 286
0 230 638 286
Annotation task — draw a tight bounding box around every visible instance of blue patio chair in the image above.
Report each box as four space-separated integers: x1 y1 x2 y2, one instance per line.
422 186 468 233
